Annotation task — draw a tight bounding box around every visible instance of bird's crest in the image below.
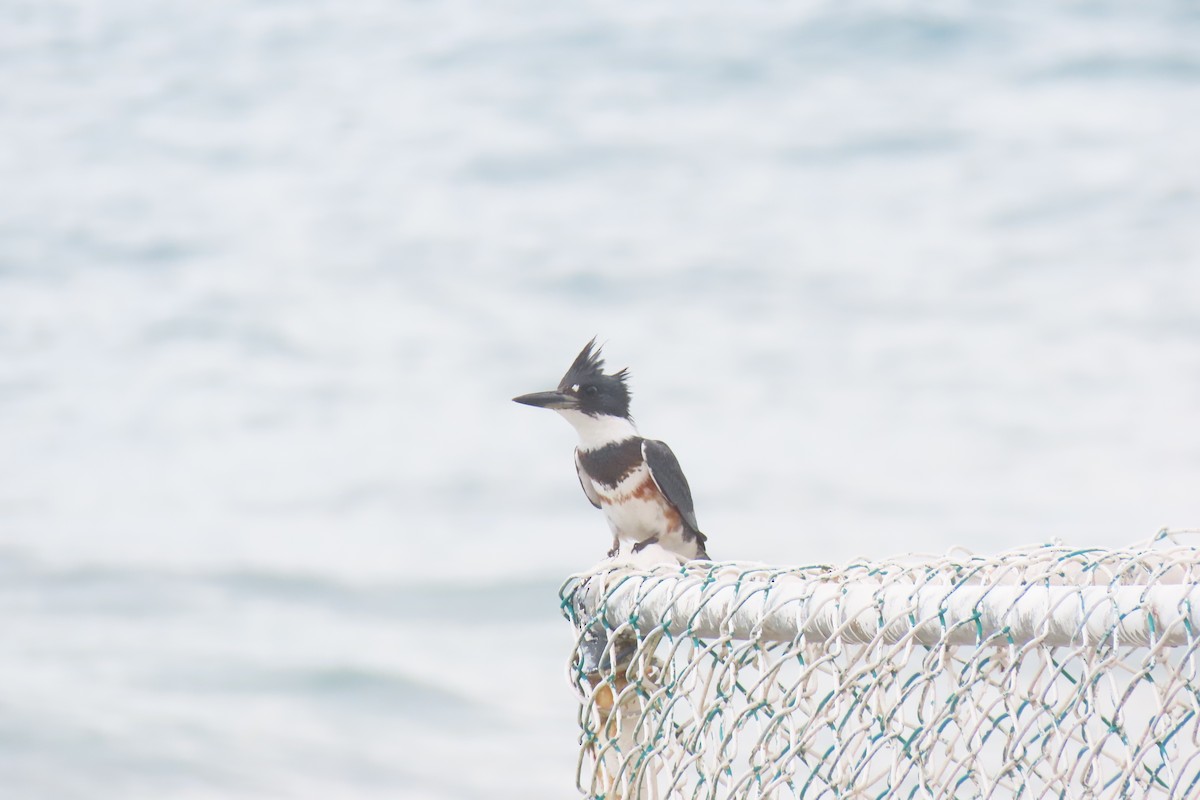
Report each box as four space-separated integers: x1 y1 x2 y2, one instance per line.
559 338 629 391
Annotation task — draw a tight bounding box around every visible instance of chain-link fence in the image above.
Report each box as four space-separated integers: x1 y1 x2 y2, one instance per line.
560 530 1200 799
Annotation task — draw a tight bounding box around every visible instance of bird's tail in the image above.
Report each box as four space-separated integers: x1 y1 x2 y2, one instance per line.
689 528 710 561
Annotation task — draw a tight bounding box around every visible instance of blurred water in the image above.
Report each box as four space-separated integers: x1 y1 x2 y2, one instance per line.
2 1 1199 797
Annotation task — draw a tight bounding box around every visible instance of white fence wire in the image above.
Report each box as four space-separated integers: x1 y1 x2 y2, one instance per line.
559 530 1200 799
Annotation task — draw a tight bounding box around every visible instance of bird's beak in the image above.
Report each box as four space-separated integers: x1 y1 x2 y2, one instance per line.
512 390 577 410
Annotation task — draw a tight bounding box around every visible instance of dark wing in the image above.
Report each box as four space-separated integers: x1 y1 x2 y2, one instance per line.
642 439 701 533
574 449 603 509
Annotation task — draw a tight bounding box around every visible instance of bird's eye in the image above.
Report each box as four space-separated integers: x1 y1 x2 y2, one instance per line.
583 385 599 396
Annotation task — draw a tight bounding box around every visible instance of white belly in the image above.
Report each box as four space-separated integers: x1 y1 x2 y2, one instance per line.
594 465 681 542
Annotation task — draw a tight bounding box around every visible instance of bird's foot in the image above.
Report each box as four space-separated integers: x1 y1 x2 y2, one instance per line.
631 535 660 554
606 538 620 558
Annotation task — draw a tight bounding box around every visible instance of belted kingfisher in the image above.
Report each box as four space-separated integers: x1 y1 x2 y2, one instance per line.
513 339 710 562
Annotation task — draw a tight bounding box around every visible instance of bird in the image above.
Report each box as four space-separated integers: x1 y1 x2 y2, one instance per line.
513 339 710 562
